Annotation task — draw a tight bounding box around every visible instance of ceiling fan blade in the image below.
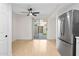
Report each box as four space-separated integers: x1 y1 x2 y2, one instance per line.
33 14 37 16
32 13 37 16
21 12 28 13
32 12 39 14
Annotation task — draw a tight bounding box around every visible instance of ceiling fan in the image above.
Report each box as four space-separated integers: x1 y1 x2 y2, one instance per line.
21 8 40 16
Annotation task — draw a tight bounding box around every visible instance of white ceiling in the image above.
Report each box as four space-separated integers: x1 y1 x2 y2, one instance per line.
12 3 72 19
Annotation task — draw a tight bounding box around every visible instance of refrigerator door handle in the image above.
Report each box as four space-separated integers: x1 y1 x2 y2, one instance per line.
59 38 73 45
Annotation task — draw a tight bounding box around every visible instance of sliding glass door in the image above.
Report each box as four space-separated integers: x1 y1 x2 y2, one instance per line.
32 18 47 39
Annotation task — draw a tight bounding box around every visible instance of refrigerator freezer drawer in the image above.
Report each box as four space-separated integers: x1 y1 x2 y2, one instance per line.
58 39 73 56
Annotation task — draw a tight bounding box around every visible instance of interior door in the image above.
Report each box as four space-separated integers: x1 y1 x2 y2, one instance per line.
0 18 8 56
0 4 11 56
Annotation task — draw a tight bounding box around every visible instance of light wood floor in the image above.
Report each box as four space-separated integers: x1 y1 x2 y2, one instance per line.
12 40 60 56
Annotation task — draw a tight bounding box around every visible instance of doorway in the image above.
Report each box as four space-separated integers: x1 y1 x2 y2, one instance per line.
32 18 47 39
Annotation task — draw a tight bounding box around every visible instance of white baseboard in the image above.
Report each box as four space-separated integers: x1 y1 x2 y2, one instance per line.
48 38 56 40
16 39 33 40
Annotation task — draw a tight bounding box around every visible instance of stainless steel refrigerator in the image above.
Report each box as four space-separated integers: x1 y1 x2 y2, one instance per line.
57 10 79 56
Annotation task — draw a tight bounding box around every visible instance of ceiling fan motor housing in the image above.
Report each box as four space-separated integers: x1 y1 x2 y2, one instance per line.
28 8 32 11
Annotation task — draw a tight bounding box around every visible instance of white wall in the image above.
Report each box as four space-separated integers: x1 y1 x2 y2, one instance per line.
47 16 56 39
13 14 56 40
13 14 57 40
12 14 32 40
0 3 12 55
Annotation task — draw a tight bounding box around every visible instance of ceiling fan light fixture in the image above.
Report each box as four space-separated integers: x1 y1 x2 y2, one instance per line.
30 13 32 15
